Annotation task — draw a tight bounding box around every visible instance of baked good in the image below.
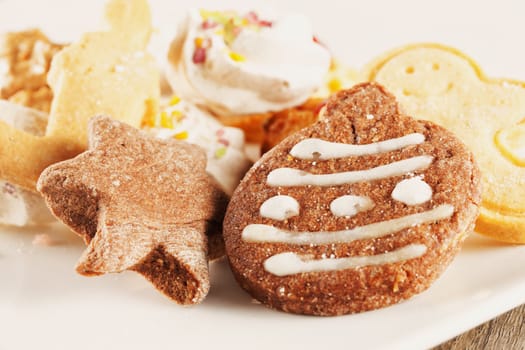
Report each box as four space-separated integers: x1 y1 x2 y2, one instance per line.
261 98 325 154
0 29 62 226
363 43 525 243
223 83 481 315
0 29 61 226
143 95 252 196
0 100 54 226
0 29 63 113
260 61 357 152
37 116 228 304
0 0 159 191
166 9 332 142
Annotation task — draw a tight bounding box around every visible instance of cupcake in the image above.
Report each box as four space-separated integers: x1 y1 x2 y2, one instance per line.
166 9 332 142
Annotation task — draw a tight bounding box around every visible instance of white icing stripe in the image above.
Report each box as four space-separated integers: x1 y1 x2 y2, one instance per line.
392 176 433 205
260 195 300 221
329 195 374 217
267 155 433 187
289 133 425 160
242 204 454 244
264 244 427 276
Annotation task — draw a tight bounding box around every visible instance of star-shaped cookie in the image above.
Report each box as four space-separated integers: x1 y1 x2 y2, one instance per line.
37 116 228 304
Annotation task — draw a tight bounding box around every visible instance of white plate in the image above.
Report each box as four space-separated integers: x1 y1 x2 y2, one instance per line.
1 1 525 349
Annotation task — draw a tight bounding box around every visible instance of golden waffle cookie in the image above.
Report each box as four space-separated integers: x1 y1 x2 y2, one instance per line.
0 29 63 113
0 0 159 191
363 43 525 243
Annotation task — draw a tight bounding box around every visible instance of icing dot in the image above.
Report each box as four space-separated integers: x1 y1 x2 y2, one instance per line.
392 177 432 205
330 195 374 217
260 195 299 221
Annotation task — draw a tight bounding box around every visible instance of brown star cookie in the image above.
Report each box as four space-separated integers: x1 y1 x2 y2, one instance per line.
37 116 228 304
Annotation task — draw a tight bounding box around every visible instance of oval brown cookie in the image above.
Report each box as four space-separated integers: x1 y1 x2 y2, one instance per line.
223 82 481 316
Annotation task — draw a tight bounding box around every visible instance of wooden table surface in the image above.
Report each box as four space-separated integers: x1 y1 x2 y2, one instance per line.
434 304 525 349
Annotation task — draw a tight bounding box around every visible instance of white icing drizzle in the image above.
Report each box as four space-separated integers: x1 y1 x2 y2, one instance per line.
267 155 433 187
264 244 427 276
260 195 300 221
289 133 425 160
330 195 374 217
392 176 433 205
242 204 454 244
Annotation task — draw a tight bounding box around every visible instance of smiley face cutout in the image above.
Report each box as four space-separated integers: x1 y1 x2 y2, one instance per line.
364 43 525 243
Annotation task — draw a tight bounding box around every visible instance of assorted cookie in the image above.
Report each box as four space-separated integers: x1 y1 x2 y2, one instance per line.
38 116 228 304
363 43 525 243
0 0 159 192
223 83 481 315
2 0 524 314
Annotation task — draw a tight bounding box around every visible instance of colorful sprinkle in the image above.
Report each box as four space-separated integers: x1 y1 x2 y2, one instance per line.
174 131 189 140
194 37 204 48
192 47 207 64
141 113 156 128
199 10 224 24
215 147 227 159
229 51 246 62
200 9 238 26
328 78 342 92
218 138 230 146
224 19 243 46
160 111 173 129
199 9 272 46
169 95 181 106
194 37 212 49
170 110 184 122
245 11 272 27
201 19 218 30
245 11 259 24
259 20 273 27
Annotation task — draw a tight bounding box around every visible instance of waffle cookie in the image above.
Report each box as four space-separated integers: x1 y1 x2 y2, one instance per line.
0 0 159 191
363 43 525 243
223 83 481 315
0 29 63 113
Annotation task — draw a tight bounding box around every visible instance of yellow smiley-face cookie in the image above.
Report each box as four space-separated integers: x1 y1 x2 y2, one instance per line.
363 43 525 243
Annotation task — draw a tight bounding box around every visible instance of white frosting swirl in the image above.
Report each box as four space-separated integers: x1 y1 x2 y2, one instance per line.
166 9 331 115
